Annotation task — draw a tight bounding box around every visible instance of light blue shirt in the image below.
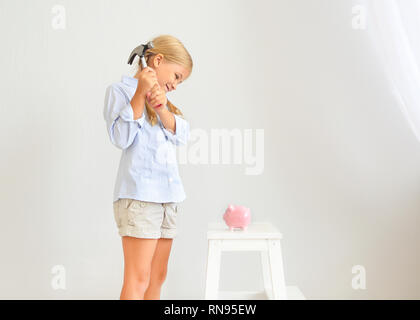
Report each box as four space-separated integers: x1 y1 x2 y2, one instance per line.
103 75 190 204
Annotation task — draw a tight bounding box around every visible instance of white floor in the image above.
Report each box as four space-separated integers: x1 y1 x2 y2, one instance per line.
217 286 305 300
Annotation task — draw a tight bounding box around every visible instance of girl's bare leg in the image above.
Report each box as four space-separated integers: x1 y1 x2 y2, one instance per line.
144 238 174 300
120 236 158 300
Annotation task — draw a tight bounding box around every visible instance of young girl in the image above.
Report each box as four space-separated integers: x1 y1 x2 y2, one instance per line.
103 35 192 300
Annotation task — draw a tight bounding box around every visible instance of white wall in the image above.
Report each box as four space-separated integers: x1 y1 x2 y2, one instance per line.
0 0 418 299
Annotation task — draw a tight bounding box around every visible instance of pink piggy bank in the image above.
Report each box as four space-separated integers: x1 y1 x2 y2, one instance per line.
223 204 251 231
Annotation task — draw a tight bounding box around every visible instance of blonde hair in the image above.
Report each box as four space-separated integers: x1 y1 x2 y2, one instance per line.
136 34 193 126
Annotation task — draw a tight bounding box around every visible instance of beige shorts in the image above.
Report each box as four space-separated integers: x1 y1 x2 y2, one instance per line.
113 198 179 239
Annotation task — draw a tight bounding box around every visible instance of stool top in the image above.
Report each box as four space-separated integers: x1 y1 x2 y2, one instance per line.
207 222 283 240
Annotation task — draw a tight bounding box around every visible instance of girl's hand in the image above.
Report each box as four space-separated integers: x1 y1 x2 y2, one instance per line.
146 83 167 112
136 67 158 99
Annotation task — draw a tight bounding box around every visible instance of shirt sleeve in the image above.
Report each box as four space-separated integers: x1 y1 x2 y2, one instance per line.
162 113 190 146
103 85 146 150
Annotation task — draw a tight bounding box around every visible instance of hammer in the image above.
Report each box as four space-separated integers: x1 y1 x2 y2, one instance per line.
127 41 162 109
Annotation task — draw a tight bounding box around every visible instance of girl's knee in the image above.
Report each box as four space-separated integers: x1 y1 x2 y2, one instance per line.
124 277 150 293
125 268 151 286
150 269 167 285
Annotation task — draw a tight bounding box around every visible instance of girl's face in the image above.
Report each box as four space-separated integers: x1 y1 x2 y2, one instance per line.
146 53 190 93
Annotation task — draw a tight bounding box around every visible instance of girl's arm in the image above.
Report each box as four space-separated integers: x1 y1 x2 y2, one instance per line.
158 107 190 146
103 85 145 150
157 107 176 133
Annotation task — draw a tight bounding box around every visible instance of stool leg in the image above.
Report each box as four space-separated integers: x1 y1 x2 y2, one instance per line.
268 239 287 299
260 250 273 299
204 239 222 299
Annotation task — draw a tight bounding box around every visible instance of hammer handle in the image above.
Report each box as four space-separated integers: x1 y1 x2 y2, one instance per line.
140 56 162 109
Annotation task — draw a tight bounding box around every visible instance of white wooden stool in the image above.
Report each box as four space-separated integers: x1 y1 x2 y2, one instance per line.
204 222 305 300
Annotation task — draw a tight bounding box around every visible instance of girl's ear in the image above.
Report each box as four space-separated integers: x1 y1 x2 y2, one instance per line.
155 53 165 66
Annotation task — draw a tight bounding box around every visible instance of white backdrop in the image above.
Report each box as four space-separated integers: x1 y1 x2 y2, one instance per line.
0 0 419 299
365 0 420 143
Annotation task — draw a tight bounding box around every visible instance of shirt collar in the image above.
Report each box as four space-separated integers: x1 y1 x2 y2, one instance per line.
122 75 138 88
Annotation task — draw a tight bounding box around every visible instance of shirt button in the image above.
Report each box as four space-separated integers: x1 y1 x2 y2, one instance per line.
168 177 173 183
